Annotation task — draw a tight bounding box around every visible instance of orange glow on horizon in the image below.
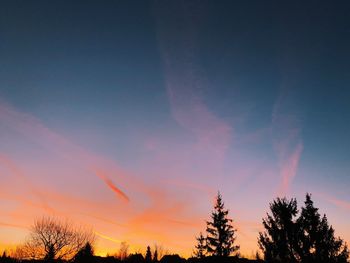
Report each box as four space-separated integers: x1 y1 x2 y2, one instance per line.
0 97 349 261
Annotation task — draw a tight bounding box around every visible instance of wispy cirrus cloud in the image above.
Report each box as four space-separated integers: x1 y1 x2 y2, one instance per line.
0 100 130 202
316 192 350 211
0 153 55 213
329 197 350 211
272 92 303 196
0 99 205 256
155 1 232 178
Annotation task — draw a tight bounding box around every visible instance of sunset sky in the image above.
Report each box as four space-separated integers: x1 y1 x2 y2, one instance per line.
1 1 350 258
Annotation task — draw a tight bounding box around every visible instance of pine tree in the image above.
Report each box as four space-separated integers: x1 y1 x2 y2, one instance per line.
259 194 349 263
193 232 206 258
205 192 239 257
258 197 299 263
145 246 152 262
298 194 349 263
297 193 322 262
153 248 158 262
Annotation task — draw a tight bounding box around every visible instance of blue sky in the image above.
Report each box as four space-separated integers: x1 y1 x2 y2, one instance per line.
0 0 350 257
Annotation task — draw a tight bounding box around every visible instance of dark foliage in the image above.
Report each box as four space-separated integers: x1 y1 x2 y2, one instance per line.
205 192 239 257
297 194 349 263
153 249 158 262
258 197 299 262
193 232 206 259
145 246 152 263
259 194 349 263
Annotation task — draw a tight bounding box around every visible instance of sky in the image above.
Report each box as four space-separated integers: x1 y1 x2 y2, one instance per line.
1 0 350 258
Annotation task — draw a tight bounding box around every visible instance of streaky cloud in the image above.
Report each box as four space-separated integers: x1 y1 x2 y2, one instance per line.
0 153 55 214
0 101 130 202
95 231 122 244
155 1 232 181
0 222 27 229
93 168 130 202
272 92 303 196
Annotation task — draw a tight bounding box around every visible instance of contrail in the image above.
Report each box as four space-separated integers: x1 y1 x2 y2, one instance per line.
0 101 131 203
104 178 130 202
94 170 130 202
95 231 122 244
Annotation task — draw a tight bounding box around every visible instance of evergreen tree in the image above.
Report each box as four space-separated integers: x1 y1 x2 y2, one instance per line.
297 193 322 262
317 214 349 263
259 194 349 263
258 197 299 263
298 194 349 263
193 232 206 258
145 246 152 263
153 248 158 262
205 192 239 257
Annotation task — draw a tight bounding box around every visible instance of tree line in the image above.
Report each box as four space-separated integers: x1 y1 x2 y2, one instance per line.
193 192 348 263
0 193 348 263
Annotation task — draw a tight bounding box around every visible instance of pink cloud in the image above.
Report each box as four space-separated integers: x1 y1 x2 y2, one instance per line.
155 3 232 170
0 101 130 202
279 142 303 196
0 153 55 214
95 170 130 202
330 198 350 210
0 100 209 256
317 193 350 211
167 86 232 162
272 93 303 196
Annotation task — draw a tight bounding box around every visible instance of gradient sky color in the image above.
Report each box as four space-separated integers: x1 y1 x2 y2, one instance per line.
1 1 350 258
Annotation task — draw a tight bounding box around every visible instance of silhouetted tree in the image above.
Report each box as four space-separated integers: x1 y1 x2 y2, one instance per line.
17 216 95 261
258 197 299 263
205 192 239 257
0 251 10 263
145 246 152 262
44 244 55 263
298 194 349 263
154 244 168 260
117 242 129 260
259 194 349 263
153 248 158 262
74 242 95 263
296 193 322 262
193 232 206 258
0 251 12 263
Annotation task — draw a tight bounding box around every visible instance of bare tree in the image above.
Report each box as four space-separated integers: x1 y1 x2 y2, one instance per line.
116 241 129 260
18 216 94 261
153 244 169 260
